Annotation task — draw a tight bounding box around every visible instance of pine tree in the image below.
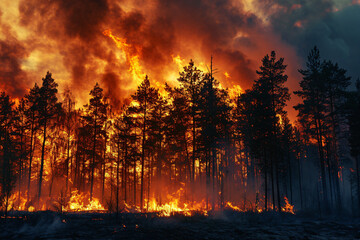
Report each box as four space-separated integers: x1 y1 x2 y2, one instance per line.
348 79 360 211
24 84 40 202
37 72 61 201
176 60 203 184
0 92 16 216
294 46 330 211
129 76 158 211
82 83 108 200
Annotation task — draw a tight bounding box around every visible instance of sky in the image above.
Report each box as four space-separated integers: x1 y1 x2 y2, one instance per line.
0 0 359 119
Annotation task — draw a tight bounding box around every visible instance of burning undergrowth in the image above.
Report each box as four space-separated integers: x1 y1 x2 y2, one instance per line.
2 187 295 217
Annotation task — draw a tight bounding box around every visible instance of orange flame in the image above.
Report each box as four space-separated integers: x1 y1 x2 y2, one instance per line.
103 29 145 85
281 197 295 214
64 190 105 212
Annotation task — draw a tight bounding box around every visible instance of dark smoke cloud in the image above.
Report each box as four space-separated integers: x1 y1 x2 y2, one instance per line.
1 0 359 110
0 9 29 97
0 0 263 105
264 1 360 85
0 39 28 97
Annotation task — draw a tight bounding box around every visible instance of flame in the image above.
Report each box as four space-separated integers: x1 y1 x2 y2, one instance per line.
3 188 295 215
103 29 145 85
172 54 185 69
64 190 105 212
228 84 244 99
224 72 231 79
225 202 241 211
3 189 105 212
281 197 295 214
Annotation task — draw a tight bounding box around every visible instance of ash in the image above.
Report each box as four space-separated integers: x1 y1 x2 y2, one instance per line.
1 211 360 240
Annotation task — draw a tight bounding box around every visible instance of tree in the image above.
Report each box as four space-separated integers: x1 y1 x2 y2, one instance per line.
294 46 330 211
37 72 61 201
148 94 169 205
295 47 351 211
0 92 16 216
82 83 108 200
237 51 290 211
129 76 158 211
12 98 30 208
348 79 360 211
24 84 40 202
321 60 351 209
176 60 204 184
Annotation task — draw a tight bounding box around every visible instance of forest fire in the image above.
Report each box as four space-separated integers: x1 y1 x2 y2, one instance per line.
0 44 355 223
4 187 295 216
2 0 360 239
63 190 105 212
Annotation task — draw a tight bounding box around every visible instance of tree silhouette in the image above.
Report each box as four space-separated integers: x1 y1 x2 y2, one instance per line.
294 46 330 211
24 83 40 202
82 83 108 200
129 76 158 211
348 79 360 210
37 72 61 201
0 92 16 216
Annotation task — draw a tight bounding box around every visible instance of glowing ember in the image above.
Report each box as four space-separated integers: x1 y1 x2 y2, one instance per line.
225 202 242 211
281 197 295 214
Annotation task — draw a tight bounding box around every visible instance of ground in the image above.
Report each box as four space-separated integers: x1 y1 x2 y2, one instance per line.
1 211 360 239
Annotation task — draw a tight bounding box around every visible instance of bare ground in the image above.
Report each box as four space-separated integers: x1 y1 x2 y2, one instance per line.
1 211 360 240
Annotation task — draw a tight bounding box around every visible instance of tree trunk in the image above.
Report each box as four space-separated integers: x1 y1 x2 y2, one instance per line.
316 117 329 211
27 115 35 202
140 104 146 211
38 119 47 202
276 159 281 212
66 98 71 193
356 155 360 211
270 153 275 210
90 111 97 201
297 152 303 209
116 139 120 213
264 150 268 211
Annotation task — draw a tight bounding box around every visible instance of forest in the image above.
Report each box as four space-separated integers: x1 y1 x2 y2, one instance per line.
0 46 360 218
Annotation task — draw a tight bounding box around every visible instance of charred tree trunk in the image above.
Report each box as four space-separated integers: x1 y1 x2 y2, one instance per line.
90 110 97 201
27 114 35 202
116 139 120 213
140 101 147 212
316 117 329 211
264 150 268 211
276 159 281 212
102 124 107 202
297 152 303 209
38 119 47 202
356 155 360 211
66 98 71 193
288 152 293 203
270 153 275 210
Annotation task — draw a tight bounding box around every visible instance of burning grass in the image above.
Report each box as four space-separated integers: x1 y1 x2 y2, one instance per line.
2 188 295 217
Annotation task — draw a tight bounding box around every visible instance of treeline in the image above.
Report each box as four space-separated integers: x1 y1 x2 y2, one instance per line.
0 47 359 214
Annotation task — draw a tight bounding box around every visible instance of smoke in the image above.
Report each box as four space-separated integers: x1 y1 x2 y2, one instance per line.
0 0 359 112
0 8 29 97
262 1 360 86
